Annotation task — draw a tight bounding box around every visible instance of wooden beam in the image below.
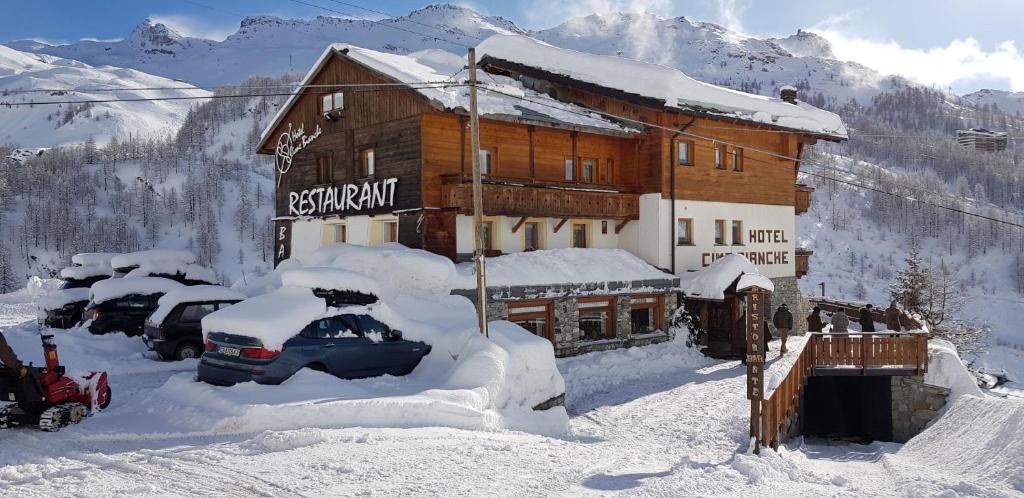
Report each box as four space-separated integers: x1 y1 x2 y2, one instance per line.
528 125 536 181
615 219 630 234
511 216 528 233
553 218 569 233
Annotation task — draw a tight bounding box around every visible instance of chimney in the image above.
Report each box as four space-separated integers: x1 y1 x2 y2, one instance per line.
780 85 798 104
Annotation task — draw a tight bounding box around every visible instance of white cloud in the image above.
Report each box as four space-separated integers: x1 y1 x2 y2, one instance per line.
812 29 1024 93
148 14 237 41
712 0 747 34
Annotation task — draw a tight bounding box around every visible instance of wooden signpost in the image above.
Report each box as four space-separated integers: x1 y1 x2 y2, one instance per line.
744 286 769 453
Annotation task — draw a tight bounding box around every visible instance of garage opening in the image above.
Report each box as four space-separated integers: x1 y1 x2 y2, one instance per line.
800 375 893 442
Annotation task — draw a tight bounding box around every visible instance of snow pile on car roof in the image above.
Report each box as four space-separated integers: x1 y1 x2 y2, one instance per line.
148 285 247 325
231 258 303 297
37 287 90 314
59 265 113 280
110 249 196 271
125 261 218 284
475 34 848 139
89 276 184 304
679 254 772 300
195 243 567 434
71 252 119 267
453 248 672 288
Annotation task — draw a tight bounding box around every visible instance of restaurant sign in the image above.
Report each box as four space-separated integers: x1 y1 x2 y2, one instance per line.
288 178 398 216
745 287 768 400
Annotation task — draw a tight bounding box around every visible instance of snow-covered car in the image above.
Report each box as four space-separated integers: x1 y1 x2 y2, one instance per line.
111 249 217 286
143 286 245 361
83 277 185 336
38 256 116 329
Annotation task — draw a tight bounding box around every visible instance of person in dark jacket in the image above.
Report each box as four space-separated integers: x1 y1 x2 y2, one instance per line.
0 331 26 379
884 301 902 332
807 306 824 333
772 304 793 354
859 304 876 332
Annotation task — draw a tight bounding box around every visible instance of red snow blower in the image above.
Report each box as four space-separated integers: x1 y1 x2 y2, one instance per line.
0 332 111 431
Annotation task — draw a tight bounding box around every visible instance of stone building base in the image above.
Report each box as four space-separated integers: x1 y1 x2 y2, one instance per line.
891 375 951 443
769 276 806 335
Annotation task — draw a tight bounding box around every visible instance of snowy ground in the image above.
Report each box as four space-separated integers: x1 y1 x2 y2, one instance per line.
0 298 1020 497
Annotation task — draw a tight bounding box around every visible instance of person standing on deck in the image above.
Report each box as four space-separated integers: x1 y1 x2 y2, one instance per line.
772 304 793 355
831 309 850 333
859 304 876 332
885 302 903 332
807 306 824 333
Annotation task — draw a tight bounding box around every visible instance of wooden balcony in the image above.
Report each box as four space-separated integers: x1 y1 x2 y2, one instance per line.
795 184 814 215
795 248 812 278
440 174 640 220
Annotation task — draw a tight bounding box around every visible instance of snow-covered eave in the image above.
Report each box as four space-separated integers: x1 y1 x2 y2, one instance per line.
449 108 640 138
478 54 847 142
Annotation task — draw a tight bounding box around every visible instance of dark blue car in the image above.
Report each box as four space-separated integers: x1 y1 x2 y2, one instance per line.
197 313 431 386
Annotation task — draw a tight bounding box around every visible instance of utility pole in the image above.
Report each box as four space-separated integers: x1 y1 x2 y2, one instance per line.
468 48 488 338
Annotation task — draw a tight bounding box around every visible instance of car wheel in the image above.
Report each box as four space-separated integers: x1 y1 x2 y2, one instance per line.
306 362 328 373
175 343 202 361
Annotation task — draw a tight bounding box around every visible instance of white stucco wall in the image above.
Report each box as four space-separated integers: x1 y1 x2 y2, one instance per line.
455 215 623 255
673 199 795 278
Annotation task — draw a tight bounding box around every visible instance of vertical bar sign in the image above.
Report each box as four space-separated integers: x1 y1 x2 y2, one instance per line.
274 220 291 266
746 289 766 400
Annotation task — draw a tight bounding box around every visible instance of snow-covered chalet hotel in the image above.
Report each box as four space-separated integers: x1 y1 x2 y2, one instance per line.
257 34 847 355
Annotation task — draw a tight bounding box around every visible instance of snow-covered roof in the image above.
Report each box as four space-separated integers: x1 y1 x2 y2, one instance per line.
89 276 184 304
476 34 848 139
149 285 247 326
59 265 113 280
280 267 382 296
680 254 768 301
202 286 326 351
452 248 672 289
257 44 635 151
71 252 119 267
38 288 91 312
110 249 196 271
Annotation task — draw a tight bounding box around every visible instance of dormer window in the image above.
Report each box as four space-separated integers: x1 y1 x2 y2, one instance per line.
321 92 344 120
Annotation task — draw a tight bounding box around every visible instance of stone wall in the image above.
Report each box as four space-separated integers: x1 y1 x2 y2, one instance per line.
890 375 951 443
769 276 806 335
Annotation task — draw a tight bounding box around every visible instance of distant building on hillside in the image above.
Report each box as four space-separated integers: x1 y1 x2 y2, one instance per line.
956 128 1008 153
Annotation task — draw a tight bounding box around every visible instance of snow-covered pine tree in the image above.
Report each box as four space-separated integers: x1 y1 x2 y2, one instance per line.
889 244 930 312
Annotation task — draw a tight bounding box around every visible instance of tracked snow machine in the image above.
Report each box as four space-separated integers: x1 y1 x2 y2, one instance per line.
0 332 111 431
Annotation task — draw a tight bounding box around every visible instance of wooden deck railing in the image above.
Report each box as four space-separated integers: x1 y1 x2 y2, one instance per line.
757 332 929 450
440 174 640 220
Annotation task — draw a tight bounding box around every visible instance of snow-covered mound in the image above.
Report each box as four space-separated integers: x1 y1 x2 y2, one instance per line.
148 285 246 326
680 253 771 300
179 244 567 434
924 339 985 400
124 263 218 284
475 34 847 138
0 45 210 148
71 252 120 267
36 287 90 315
452 248 672 288
111 249 196 271
59 265 112 280
89 276 184 305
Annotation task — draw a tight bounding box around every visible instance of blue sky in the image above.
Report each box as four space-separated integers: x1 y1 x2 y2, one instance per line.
3 0 1024 93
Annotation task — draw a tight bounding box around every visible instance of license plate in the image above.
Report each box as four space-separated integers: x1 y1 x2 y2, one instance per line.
219 347 240 357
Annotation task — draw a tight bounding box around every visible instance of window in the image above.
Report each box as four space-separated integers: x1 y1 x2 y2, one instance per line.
524 222 541 251
715 145 726 170
480 220 494 252
302 315 357 339
358 148 375 178
321 92 344 113
578 297 615 341
128 295 157 308
714 219 726 245
179 303 216 322
333 224 347 243
630 295 664 334
731 220 743 245
676 218 693 245
316 156 333 184
564 157 574 181
479 149 493 176
731 147 744 172
603 159 614 184
508 301 553 342
572 223 588 248
383 220 398 244
601 220 609 234
354 314 396 341
678 140 694 166
581 158 596 183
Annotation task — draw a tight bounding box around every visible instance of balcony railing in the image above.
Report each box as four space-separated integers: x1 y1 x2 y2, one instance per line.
440 174 640 220
795 248 812 278
795 184 814 215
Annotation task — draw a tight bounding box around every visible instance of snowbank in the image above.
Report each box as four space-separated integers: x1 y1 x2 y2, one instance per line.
110 249 196 271
194 243 568 434
452 248 672 288
924 339 984 400
37 288 90 314
680 254 763 300
148 285 246 326
231 258 303 297
475 34 848 138
89 277 184 304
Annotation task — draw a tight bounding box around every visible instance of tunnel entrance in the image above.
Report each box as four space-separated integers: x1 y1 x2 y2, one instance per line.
800 375 893 442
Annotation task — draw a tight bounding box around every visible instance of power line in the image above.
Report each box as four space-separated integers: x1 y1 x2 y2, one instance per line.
282 0 471 49
1 81 464 95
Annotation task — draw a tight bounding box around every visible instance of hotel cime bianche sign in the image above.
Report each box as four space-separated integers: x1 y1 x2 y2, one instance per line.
275 122 323 186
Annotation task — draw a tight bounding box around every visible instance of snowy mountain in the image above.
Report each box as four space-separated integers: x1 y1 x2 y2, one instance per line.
963 89 1024 116
0 44 210 148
